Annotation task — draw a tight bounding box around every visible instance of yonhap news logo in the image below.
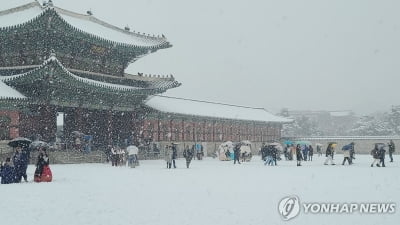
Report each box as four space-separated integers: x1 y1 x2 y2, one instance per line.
278 195 396 221
278 195 301 221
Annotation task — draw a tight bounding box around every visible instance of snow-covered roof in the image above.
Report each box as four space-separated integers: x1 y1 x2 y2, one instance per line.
0 1 169 48
330 111 353 117
0 81 26 99
0 56 144 92
145 96 292 123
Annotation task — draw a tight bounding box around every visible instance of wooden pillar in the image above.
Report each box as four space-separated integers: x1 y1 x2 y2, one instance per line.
212 121 215 142
181 119 185 141
169 119 173 141
192 122 196 142
107 110 113 146
203 120 206 142
157 115 161 142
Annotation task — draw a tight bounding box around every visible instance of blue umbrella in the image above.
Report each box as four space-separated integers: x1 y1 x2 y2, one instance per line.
342 144 353 151
284 140 294 145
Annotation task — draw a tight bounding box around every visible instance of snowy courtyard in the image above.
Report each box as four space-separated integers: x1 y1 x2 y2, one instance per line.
0 154 399 225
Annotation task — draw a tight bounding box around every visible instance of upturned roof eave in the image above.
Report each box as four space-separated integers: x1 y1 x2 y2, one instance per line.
0 2 171 50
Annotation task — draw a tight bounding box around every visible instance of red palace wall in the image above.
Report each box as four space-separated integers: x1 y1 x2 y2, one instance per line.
142 115 282 143
0 110 20 139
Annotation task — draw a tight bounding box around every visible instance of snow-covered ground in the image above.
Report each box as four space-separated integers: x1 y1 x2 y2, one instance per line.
1 155 399 225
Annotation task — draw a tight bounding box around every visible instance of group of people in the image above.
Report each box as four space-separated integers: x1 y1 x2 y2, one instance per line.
164 143 206 169
0 146 51 184
164 144 178 169
262 140 396 167
107 146 127 167
261 144 279 166
370 140 395 167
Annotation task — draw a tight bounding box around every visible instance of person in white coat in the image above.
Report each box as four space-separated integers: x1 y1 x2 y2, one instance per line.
165 145 173 169
342 149 351 165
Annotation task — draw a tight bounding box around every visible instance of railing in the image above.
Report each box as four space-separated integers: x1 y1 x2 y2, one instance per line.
283 136 400 140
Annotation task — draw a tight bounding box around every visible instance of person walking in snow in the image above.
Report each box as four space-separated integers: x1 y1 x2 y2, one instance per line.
388 140 395 162
316 145 322 157
371 144 381 167
349 142 356 163
379 145 386 167
308 145 313 161
342 148 351 165
324 143 336 165
0 158 16 184
183 145 193 168
296 144 302 166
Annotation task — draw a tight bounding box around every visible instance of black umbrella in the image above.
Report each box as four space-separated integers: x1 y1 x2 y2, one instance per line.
8 137 32 148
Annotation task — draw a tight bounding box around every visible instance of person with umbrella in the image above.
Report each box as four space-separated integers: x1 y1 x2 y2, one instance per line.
12 146 27 182
8 137 32 182
341 143 352 165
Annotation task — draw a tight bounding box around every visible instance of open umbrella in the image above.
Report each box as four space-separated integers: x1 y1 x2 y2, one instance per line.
72 131 84 137
375 143 386 149
328 142 338 148
241 140 252 145
127 145 139 155
30 140 49 149
283 140 293 145
342 143 354 151
268 142 283 151
8 137 32 148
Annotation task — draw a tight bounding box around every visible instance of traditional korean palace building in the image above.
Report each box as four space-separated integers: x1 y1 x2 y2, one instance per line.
0 1 290 148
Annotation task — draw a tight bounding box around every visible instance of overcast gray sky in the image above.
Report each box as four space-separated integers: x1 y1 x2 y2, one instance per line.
11 0 400 114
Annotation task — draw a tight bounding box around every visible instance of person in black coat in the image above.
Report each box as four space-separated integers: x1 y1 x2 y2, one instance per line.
271 146 278 166
388 140 395 162
171 144 178 168
349 142 356 163
20 146 30 182
308 145 314 161
0 158 16 184
379 146 386 167
233 143 241 164
12 147 25 183
183 145 193 168
296 144 302 166
261 144 268 161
